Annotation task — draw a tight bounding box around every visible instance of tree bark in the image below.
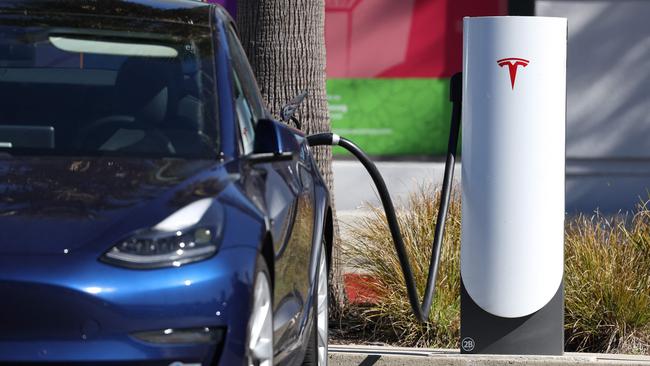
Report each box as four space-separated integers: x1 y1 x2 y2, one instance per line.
236 0 345 310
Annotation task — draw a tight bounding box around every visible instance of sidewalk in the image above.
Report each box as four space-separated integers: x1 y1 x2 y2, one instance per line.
332 160 456 212
329 345 650 365
331 158 650 214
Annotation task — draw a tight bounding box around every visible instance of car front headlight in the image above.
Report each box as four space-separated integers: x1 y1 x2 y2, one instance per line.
101 199 223 269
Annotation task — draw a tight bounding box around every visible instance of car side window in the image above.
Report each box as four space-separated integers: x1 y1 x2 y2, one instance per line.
231 67 256 154
226 24 265 155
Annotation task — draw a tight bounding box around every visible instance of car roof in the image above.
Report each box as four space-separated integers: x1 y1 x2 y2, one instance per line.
0 0 216 27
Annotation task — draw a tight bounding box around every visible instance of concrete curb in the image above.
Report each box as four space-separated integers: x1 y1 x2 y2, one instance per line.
328 345 650 366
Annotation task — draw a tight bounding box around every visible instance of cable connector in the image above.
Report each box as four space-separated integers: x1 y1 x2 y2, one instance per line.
306 133 340 147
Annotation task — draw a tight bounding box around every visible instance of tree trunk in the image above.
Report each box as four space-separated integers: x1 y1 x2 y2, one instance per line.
236 0 345 310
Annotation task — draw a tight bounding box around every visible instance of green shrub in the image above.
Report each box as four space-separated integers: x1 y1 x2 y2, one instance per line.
340 185 650 354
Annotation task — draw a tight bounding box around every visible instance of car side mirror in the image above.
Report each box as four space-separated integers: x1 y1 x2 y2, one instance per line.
248 118 300 164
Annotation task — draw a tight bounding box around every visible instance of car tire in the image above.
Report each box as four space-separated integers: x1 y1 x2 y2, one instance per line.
248 257 274 366
302 238 329 366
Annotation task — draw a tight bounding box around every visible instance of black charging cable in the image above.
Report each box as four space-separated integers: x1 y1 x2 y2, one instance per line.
306 73 462 322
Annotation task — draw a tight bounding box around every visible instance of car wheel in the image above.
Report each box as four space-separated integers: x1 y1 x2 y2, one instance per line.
302 238 328 366
248 258 273 366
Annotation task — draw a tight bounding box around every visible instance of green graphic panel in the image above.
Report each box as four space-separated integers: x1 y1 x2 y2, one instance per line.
327 78 452 156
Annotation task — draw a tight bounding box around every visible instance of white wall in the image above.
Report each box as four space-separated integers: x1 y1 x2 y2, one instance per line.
538 0 650 213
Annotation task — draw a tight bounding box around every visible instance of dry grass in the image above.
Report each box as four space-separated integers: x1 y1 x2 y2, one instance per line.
342 184 461 348
565 204 650 354
338 185 650 354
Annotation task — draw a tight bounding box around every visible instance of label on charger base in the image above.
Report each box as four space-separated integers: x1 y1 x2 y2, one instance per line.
461 16 566 319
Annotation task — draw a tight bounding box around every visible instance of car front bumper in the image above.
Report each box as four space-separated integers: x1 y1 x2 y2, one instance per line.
0 246 258 366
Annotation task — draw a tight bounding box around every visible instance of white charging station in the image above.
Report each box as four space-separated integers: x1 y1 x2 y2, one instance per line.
460 16 567 355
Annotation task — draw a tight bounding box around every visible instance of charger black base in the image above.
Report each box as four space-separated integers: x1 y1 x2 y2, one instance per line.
460 280 564 355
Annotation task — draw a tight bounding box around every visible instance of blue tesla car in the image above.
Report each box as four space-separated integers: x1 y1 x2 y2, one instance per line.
0 1 332 365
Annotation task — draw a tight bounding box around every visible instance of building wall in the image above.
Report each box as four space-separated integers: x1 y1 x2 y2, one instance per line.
538 0 650 212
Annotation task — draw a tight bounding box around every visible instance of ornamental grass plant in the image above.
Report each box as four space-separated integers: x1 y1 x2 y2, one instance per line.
338 185 650 354
565 205 650 353
341 185 461 348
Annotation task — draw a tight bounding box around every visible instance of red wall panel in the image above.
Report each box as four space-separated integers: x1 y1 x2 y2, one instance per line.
325 0 507 78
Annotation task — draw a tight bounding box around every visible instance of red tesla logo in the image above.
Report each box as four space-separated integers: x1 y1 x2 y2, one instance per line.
497 58 530 90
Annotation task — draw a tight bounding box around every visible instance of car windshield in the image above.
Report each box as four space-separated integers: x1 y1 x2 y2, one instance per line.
0 24 219 159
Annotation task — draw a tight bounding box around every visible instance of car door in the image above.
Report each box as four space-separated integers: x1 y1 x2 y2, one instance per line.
224 24 315 358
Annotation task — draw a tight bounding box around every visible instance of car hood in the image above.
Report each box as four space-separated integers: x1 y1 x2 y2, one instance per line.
0 157 230 255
